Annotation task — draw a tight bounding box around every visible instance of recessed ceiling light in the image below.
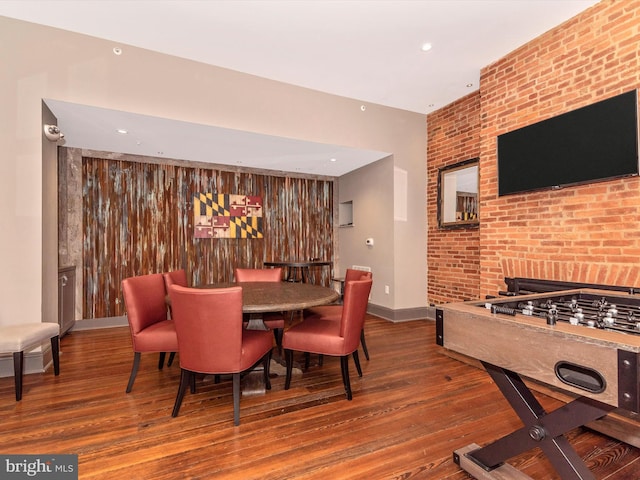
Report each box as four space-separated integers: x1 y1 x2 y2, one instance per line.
113 47 123 56
360 105 366 111
421 43 432 52
466 83 474 88
330 158 337 162
116 129 128 134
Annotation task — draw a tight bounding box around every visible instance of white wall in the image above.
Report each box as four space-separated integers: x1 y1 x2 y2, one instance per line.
338 157 394 309
0 16 428 326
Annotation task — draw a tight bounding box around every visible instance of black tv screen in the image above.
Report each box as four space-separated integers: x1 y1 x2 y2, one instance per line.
497 90 639 196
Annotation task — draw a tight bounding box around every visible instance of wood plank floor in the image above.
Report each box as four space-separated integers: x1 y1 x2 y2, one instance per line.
1 316 640 479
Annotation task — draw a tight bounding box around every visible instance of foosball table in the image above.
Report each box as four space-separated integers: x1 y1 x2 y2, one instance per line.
436 287 640 480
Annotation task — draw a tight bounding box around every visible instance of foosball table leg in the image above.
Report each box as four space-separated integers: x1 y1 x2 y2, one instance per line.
454 361 615 480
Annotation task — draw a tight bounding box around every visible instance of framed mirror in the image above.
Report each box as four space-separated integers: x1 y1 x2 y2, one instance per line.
437 158 479 228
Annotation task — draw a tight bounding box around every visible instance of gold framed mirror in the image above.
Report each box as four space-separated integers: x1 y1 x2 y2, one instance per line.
438 158 479 228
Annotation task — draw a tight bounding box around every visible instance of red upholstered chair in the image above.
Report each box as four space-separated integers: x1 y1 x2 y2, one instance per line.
163 269 188 289
168 284 273 425
234 268 286 352
122 273 179 393
161 269 188 366
283 277 373 400
306 269 373 360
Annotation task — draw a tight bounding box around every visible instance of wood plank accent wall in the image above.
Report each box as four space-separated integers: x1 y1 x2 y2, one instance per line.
81 157 333 319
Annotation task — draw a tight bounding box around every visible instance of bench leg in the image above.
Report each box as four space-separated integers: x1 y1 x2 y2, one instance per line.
51 335 60 376
13 351 24 401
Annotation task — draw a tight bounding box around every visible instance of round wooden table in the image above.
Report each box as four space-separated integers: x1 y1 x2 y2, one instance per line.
200 281 340 329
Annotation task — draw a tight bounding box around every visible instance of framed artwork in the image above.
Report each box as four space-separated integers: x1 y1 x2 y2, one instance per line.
194 193 263 239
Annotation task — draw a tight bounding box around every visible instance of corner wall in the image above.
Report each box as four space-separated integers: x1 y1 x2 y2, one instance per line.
479 0 640 298
427 1 640 303
427 92 481 305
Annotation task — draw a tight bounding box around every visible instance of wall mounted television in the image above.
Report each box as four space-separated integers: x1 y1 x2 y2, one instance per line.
497 89 639 196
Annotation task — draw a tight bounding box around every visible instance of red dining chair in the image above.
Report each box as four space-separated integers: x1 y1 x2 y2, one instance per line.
163 269 188 289
234 268 286 352
162 269 188 366
306 269 373 361
168 284 273 425
122 273 179 393
283 277 373 400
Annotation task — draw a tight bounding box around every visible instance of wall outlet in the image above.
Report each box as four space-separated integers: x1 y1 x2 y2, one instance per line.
385 285 390 294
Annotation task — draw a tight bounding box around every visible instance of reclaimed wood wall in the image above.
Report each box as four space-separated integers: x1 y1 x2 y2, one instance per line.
82 157 333 318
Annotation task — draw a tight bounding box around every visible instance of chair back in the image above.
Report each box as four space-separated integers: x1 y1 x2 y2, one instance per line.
339 278 373 351
168 285 244 373
163 269 188 290
344 268 372 283
235 267 282 283
122 273 168 340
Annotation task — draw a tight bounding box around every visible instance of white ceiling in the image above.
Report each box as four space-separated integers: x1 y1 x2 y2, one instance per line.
1 0 598 176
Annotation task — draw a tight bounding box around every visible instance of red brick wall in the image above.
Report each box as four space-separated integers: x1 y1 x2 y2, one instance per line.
427 92 481 304
427 0 640 304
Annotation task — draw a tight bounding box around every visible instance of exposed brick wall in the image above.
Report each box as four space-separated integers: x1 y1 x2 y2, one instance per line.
427 0 640 303
480 0 640 298
427 92 481 304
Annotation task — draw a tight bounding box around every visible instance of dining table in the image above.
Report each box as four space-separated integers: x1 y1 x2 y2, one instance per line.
194 281 340 329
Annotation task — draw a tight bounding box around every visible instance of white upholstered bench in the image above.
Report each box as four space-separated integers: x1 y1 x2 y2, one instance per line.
0 323 60 400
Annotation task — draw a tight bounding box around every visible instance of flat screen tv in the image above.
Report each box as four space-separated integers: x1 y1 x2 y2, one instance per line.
497 90 639 196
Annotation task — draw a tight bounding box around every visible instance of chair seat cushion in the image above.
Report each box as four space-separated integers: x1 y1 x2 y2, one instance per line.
133 319 179 352
262 312 285 329
0 323 60 353
282 318 346 355
239 330 274 371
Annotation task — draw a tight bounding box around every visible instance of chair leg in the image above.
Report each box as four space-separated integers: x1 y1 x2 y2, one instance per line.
353 349 362 377
284 349 293 390
263 350 272 390
273 328 283 355
167 352 176 367
232 373 241 426
13 351 24 401
340 355 353 400
158 352 167 369
304 352 310 370
172 369 191 417
50 335 60 376
360 329 370 361
126 352 141 393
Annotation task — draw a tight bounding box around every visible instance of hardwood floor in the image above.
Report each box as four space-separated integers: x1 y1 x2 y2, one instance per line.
2 316 639 479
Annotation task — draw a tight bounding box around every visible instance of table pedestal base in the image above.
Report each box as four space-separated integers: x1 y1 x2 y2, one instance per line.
241 368 267 396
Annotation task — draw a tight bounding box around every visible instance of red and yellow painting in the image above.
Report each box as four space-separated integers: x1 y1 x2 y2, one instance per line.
194 194 263 239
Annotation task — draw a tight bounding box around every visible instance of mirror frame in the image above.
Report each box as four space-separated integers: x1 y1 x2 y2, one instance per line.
437 158 479 229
